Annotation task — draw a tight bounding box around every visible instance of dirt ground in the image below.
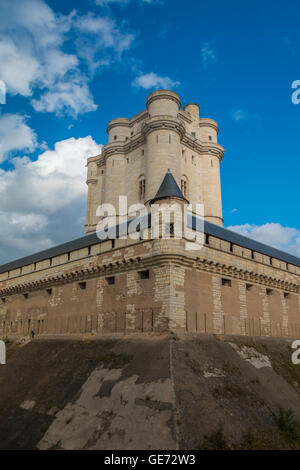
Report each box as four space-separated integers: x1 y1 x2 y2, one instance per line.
0 332 300 450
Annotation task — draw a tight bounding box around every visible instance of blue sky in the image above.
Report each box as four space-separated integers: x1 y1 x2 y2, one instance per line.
0 0 300 263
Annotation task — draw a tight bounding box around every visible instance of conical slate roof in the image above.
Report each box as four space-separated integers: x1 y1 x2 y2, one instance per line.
150 169 188 203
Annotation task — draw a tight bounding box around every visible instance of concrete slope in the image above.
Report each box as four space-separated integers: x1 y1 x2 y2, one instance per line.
0 334 300 450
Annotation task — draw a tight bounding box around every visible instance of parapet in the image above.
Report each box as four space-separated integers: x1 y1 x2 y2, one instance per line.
183 103 200 121
146 89 181 117
107 118 130 143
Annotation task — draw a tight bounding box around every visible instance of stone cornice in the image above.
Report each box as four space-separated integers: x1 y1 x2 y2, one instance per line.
101 134 145 159
182 135 225 161
86 178 98 185
0 251 298 298
141 117 186 139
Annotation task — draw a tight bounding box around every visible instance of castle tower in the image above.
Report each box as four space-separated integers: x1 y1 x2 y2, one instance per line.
85 90 225 233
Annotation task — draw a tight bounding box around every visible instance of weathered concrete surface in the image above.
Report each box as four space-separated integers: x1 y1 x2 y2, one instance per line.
0 333 300 450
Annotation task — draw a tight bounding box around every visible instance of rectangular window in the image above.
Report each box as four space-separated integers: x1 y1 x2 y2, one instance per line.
78 282 86 290
106 276 115 285
139 270 150 279
284 292 290 299
205 234 209 245
246 284 253 291
266 288 273 296
24 293 29 299
2 298 5 304
191 132 196 137
181 179 187 197
169 135 171 144
222 278 231 287
46 288 52 296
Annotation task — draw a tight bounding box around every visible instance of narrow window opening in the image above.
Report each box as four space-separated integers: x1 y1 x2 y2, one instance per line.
2 298 6 304
106 276 115 285
284 292 290 299
169 135 171 144
49 257 52 267
222 278 231 287
156 135 159 144
181 179 187 197
46 288 52 296
251 250 255 259
286 263 289 271
208 135 212 141
67 252 71 261
230 242 233 253
266 288 273 296
139 178 146 200
270 257 273 266
169 222 174 236
131 131 134 136
139 270 150 280
114 135 117 140
141 149 144 156
246 284 253 291
205 234 209 245
182 150 185 158
112 239 115 249
191 132 196 137
24 293 29 299
88 246 91 255
78 282 86 290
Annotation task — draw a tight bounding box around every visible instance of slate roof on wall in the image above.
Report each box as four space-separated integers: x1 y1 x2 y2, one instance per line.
0 214 299 274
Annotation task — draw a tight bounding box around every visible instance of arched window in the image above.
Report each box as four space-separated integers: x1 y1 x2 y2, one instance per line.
139 177 146 200
181 176 188 197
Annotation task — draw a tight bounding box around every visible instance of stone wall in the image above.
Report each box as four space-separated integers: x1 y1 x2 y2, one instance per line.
0 233 299 339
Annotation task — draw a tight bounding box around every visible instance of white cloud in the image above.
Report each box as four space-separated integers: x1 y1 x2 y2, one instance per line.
232 109 247 121
0 136 102 263
132 72 180 90
226 223 300 257
201 42 218 68
74 13 134 74
0 114 37 162
0 0 135 116
31 81 98 117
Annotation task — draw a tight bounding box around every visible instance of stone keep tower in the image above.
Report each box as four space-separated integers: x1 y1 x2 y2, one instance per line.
85 89 225 233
